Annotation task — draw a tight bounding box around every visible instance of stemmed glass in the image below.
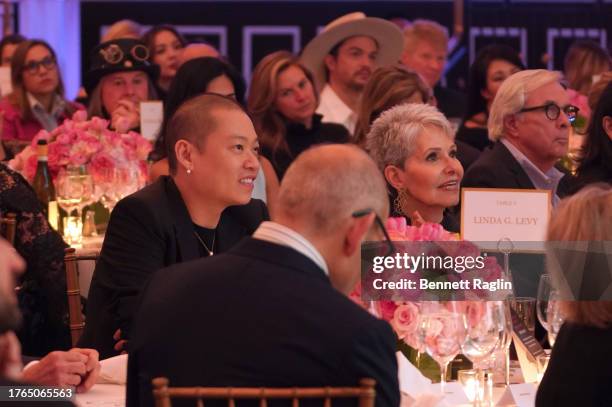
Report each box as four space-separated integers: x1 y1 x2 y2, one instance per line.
417 302 467 392
545 292 564 347
99 166 142 212
56 167 93 218
537 274 565 347
461 301 507 405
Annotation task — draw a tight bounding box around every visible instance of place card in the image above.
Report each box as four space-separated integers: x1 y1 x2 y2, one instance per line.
430 382 470 405
140 101 164 141
0 66 12 96
461 188 551 252
509 383 537 407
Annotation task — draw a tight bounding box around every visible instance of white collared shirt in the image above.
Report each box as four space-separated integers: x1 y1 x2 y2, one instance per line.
501 138 564 206
316 84 357 135
27 92 65 131
253 221 329 276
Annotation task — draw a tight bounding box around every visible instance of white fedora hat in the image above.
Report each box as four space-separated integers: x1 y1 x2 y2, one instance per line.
300 12 404 91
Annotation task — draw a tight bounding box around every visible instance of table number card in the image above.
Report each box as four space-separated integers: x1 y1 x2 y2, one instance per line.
140 101 164 141
511 309 546 383
461 188 552 251
0 67 12 96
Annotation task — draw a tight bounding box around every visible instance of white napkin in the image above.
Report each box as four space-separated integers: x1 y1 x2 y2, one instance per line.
397 352 450 407
96 354 128 384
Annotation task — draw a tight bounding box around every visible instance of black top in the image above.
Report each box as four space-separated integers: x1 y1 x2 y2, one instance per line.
127 237 400 407
434 85 467 120
0 163 70 356
456 140 480 172
79 176 269 359
260 114 349 180
456 123 492 152
558 165 612 197
536 322 612 407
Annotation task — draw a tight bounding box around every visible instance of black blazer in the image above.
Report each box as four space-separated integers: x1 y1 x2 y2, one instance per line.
79 177 268 359
434 85 467 120
536 322 612 407
126 237 400 407
461 141 535 190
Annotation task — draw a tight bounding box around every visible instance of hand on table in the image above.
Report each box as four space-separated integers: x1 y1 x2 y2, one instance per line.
21 348 101 393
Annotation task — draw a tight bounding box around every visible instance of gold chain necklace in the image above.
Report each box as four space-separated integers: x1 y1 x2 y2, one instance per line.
193 230 215 256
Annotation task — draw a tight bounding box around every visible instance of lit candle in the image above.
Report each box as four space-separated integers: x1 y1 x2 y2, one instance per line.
48 201 59 231
63 216 83 246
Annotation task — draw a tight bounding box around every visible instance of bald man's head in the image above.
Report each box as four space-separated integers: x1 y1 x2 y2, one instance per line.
179 43 220 65
277 145 389 233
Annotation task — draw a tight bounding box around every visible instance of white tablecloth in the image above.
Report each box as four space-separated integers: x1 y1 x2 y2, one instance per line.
75 384 124 407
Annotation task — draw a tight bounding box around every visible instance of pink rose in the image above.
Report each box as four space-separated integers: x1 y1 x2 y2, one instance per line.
392 302 420 348
377 301 399 322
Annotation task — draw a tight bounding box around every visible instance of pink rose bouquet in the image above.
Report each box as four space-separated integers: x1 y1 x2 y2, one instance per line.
17 111 151 185
350 218 505 364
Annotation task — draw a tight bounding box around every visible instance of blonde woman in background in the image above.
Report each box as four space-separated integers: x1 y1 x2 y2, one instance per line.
564 40 611 97
536 184 612 407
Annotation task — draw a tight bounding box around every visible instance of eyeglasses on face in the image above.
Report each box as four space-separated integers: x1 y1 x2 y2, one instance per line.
23 56 56 75
518 102 580 124
23 55 55 75
352 208 396 258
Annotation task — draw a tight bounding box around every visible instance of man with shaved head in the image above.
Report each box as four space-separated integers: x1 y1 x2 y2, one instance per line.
127 144 399 407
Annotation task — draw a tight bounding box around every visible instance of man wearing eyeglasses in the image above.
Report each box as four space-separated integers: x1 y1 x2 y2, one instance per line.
126 144 399 407
462 69 576 207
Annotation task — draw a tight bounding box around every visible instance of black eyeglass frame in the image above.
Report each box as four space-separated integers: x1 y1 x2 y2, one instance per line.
22 56 56 75
352 208 396 258
518 102 580 124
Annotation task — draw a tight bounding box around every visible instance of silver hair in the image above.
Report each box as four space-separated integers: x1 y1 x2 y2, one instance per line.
364 102 454 172
278 144 389 232
488 69 563 142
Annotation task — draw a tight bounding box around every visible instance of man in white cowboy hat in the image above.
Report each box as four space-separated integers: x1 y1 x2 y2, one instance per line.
301 12 403 135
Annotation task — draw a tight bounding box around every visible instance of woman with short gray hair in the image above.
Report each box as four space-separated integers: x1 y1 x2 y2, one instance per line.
365 103 463 231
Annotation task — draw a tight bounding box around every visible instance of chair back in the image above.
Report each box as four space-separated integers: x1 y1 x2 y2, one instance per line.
151 377 376 407
64 247 99 347
0 212 17 245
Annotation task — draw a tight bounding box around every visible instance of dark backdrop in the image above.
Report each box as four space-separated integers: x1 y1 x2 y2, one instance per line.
80 1 612 91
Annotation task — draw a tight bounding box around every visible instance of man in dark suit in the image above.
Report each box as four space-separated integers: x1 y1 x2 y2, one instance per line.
462 69 574 203
127 145 400 407
80 94 269 359
462 69 575 301
401 19 467 121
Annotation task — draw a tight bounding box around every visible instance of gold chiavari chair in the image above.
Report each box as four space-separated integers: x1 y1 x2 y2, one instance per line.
64 247 99 347
151 377 376 407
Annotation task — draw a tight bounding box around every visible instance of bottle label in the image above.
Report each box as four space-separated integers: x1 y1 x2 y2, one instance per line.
48 201 59 231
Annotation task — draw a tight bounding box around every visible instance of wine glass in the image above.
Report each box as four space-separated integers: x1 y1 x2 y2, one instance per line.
546 292 564 347
461 301 507 404
537 274 565 347
537 274 553 331
417 303 466 392
99 168 121 212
